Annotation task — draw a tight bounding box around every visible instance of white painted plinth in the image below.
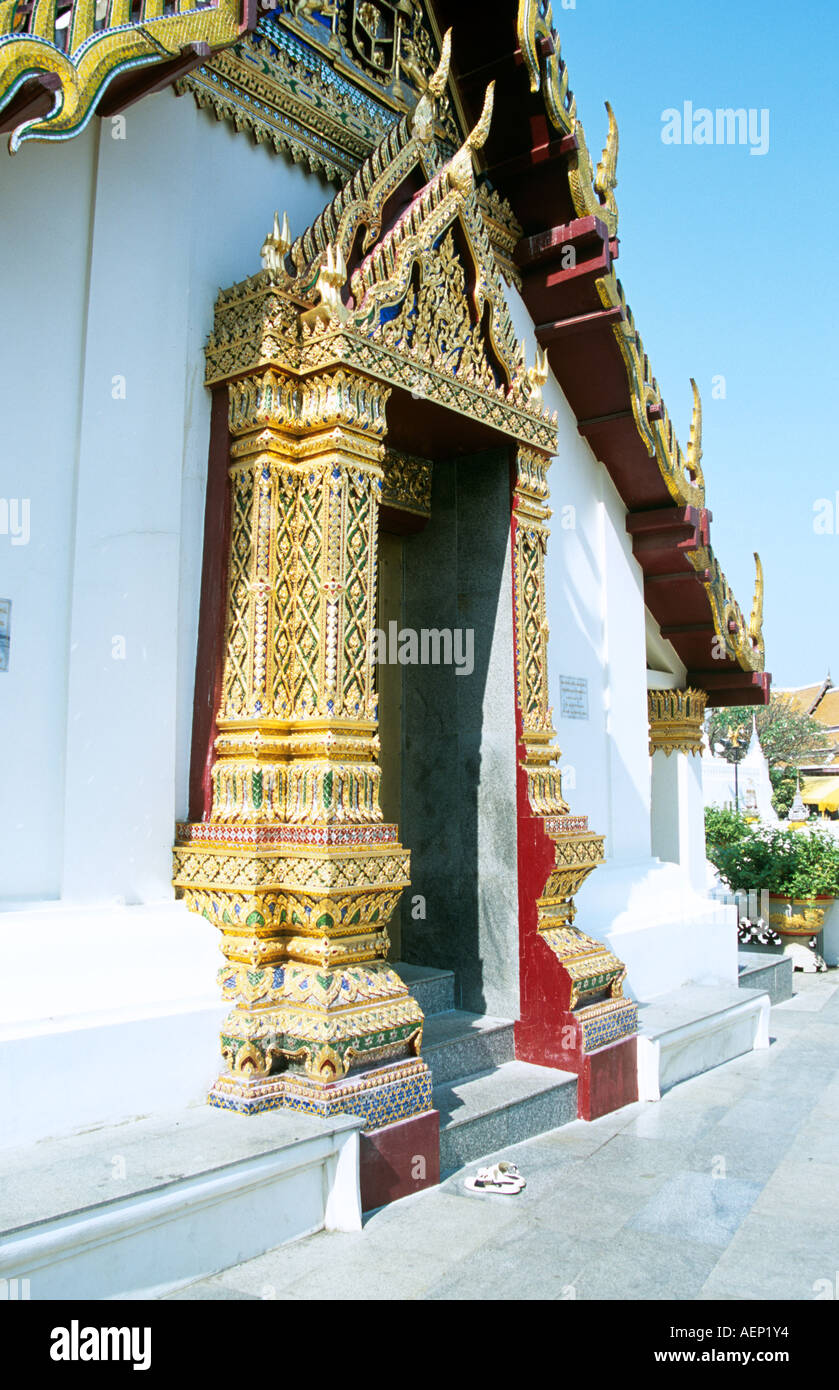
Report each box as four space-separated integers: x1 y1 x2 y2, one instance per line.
636 985 770 1102
0 900 224 1148
651 748 708 893
820 899 839 967
0 1106 362 1299
575 858 739 1001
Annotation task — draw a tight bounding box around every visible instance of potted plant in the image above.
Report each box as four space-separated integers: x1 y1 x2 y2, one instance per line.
710 825 839 971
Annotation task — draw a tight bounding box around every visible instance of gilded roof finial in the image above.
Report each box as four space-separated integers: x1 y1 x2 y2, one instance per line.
301 242 349 327
427 27 452 97
749 553 764 649
448 82 495 193
261 210 291 272
466 80 496 152
526 346 549 407
594 100 619 206
411 27 452 142
568 100 619 237
686 377 703 484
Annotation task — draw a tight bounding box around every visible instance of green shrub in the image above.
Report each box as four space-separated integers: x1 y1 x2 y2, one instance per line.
704 807 752 852
769 768 798 820
713 825 839 898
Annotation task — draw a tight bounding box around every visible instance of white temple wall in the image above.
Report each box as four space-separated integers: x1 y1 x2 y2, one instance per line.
0 92 332 905
0 127 97 901
0 97 343 1143
645 613 687 686
598 464 653 861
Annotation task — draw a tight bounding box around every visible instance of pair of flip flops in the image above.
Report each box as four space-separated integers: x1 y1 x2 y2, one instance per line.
464 1162 526 1195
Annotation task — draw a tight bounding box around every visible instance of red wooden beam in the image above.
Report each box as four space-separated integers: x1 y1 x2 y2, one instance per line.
0 72 60 136
97 41 212 118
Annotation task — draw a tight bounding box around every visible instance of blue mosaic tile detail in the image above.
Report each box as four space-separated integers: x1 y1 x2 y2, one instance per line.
282 1070 432 1130
579 1001 638 1052
208 1067 432 1129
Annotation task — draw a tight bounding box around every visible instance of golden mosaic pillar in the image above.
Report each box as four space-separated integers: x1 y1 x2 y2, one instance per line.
173 365 429 1123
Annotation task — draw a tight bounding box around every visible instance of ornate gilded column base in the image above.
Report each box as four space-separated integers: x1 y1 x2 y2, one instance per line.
540 919 640 1052
173 820 432 1126
538 818 638 1051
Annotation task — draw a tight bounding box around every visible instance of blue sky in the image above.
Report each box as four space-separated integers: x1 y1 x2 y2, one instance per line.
551 0 839 688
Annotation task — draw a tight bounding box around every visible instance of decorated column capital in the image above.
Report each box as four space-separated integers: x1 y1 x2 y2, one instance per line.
648 687 708 757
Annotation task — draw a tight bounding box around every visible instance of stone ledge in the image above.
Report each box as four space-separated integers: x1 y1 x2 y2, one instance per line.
0 1105 362 1300
637 984 770 1102
434 1060 578 1174
738 951 794 1005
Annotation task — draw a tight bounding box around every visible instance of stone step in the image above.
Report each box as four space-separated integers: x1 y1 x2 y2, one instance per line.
434 1060 578 1175
392 960 456 1016
738 951 794 1005
0 1105 362 1300
422 1010 515 1086
636 983 770 1102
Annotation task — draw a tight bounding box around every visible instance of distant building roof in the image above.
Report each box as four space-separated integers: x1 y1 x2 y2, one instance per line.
813 689 839 729
772 677 839 768
774 679 831 716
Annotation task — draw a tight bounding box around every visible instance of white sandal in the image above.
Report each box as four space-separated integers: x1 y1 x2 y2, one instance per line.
464 1161 526 1195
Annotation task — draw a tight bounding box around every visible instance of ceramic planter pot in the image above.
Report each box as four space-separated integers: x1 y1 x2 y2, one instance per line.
767 895 830 972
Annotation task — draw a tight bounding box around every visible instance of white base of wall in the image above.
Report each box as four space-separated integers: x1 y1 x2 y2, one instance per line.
0 1105 362 1300
636 984 770 1102
576 858 739 1001
0 900 224 1148
821 899 839 967
1 1001 226 1151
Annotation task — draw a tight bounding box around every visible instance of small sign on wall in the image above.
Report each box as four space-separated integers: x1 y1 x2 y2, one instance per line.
559 675 589 720
0 600 10 671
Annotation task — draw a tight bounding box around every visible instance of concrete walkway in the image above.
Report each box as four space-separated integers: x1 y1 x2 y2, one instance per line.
164 972 839 1301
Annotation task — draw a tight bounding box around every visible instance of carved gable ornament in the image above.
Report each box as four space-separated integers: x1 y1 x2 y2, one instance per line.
206 39 557 453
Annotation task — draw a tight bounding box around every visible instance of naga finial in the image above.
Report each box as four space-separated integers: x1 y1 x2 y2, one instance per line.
411 27 452 142
301 243 349 328
686 377 703 483
427 27 452 97
526 346 549 407
594 100 619 204
466 80 495 152
261 210 291 272
749 552 764 649
448 82 495 193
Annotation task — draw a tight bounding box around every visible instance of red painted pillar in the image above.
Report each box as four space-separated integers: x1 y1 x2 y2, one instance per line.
509 455 638 1119
187 388 231 824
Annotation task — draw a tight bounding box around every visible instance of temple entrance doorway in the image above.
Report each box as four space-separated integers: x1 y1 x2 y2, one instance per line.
378 447 520 1019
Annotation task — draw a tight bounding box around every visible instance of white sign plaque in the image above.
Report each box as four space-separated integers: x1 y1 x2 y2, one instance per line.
559 675 589 721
